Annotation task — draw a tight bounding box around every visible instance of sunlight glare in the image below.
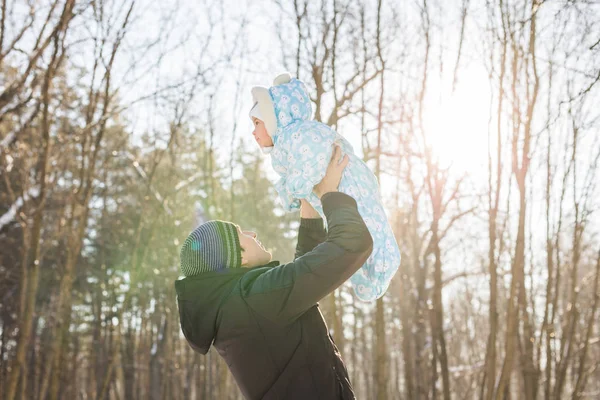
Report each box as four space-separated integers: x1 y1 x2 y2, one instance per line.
422 66 491 174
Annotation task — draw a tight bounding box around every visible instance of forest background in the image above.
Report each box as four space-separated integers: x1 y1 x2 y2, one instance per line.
1 0 599 399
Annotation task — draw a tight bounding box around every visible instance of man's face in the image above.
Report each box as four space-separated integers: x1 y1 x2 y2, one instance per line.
237 225 272 268
251 117 274 148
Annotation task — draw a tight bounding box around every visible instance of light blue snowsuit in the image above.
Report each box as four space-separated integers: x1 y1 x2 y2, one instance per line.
265 77 401 301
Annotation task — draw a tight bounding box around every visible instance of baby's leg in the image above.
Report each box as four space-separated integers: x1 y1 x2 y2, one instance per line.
337 160 401 301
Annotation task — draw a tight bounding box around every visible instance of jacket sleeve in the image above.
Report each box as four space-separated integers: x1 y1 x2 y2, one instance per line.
241 192 373 324
294 218 327 260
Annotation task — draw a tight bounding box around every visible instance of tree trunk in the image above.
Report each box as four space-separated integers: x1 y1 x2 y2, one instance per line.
399 271 416 399
375 298 388 400
484 3 506 396
3 5 73 392
432 231 450 400
570 251 600 399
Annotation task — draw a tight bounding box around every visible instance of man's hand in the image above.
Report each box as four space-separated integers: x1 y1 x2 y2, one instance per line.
313 145 349 199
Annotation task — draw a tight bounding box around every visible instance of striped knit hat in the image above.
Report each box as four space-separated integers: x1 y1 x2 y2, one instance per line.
180 220 242 276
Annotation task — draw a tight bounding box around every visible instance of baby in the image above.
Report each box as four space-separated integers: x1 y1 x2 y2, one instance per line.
249 73 400 301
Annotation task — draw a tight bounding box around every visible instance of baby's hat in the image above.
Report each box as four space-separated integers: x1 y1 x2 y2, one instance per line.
250 72 292 137
249 102 262 121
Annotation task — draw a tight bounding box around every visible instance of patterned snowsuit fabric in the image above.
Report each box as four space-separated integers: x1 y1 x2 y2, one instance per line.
267 77 401 301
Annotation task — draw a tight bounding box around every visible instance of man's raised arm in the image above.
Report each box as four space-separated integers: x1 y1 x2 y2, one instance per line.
294 199 326 259
241 146 373 324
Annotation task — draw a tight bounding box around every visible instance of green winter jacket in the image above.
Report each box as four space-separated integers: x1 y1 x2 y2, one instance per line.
175 192 373 399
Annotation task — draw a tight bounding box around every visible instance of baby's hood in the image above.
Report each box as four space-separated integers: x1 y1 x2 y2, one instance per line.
251 73 312 144
269 74 312 132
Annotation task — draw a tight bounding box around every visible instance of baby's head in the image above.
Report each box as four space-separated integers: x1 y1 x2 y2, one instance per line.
249 73 295 153
249 102 274 149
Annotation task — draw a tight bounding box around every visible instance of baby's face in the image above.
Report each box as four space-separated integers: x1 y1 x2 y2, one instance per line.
252 117 274 148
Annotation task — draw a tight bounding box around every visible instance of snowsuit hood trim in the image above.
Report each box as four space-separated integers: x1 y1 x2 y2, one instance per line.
251 72 312 150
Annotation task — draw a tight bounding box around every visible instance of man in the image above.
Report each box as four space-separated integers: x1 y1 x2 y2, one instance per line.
175 146 373 399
